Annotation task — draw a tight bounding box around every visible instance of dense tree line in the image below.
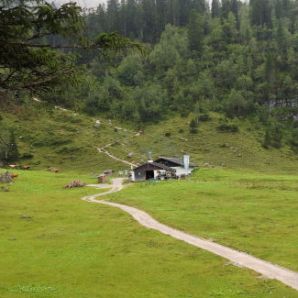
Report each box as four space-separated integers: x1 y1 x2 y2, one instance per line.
2 1 298 152
85 0 298 43
79 0 298 113
60 0 296 151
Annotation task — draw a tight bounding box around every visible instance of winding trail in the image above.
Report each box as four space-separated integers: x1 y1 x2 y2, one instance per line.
97 148 138 168
82 179 298 292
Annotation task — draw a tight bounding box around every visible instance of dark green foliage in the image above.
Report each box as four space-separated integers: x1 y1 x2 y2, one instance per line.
222 0 232 19
0 0 83 92
188 11 204 55
189 118 199 134
4 0 297 156
72 0 298 137
21 152 34 160
217 123 239 133
250 0 272 28
198 114 211 122
263 124 283 149
0 130 19 163
223 90 255 118
7 131 19 162
211 0 221 18
0 0 142 94
290 128 298 153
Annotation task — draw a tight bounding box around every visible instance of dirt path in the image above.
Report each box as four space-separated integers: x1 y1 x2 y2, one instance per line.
97 148 138 168
82 179 298 292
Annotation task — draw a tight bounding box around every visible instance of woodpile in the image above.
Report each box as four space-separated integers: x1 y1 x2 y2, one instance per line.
8 164 18 169
8 164 31 170
64 180 86 189
21 165 31 170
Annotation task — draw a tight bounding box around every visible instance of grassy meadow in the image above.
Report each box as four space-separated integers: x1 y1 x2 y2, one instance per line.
110 168 298 273
1 169 298 297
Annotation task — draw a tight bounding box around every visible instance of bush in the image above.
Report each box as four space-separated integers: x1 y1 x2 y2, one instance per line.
21 152 34 159
217 123 239 133
55 145 81 154
198 114 211 122
262 125 283 149
223 89 255 118
33 136 72 147
165 132 171 137
289 128 298 153
189 119 198 134
0 131 19 163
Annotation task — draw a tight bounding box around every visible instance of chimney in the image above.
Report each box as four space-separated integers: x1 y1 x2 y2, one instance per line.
183 155 190 172
147 151 153 163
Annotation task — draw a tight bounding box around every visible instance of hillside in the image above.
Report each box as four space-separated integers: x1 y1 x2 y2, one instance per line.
1 102 297 174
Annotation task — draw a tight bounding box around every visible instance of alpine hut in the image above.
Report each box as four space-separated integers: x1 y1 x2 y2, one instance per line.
130 155 197 181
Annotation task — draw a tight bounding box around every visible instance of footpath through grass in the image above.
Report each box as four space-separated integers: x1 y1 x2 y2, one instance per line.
1 170 298 297
111 168 298 272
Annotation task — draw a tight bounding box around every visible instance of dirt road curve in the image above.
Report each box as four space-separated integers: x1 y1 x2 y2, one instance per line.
82 179 298 292
97 148 137 168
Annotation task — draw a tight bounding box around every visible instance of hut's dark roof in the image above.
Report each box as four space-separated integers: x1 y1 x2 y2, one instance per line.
155 156 197 167
134 162 176 172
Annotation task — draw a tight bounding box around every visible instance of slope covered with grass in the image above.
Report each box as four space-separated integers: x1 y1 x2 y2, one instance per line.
1 104 297 174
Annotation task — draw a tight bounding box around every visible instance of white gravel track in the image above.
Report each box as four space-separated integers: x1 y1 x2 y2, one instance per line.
82 178 298 292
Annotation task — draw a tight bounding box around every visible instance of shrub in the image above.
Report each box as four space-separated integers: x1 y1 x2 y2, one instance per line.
289 128 298 153
21 152 34 159
55 145 81 154
262 125 283 149
198 114 211 122
223 89 255 118
217 123 239 133
189 119 198 134
165 132 171 137
0 131 19 163
33 136 72 147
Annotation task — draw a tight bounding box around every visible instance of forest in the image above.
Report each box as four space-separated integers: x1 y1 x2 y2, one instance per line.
49 0 298 125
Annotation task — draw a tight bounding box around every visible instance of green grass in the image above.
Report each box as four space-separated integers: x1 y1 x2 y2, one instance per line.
1 170 298 297
110 168 298 272
1 105 298 173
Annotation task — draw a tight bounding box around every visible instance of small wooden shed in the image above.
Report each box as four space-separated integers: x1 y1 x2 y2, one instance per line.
97 174 108 184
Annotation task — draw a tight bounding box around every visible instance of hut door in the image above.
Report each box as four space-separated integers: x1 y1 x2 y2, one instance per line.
146 170 154 180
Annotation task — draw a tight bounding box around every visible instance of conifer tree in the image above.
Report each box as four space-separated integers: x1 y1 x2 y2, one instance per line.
107 0 121 32
250 0 272 27
188 11 204 55
7 131 19 162
222 0 231 19
211 0 221 18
